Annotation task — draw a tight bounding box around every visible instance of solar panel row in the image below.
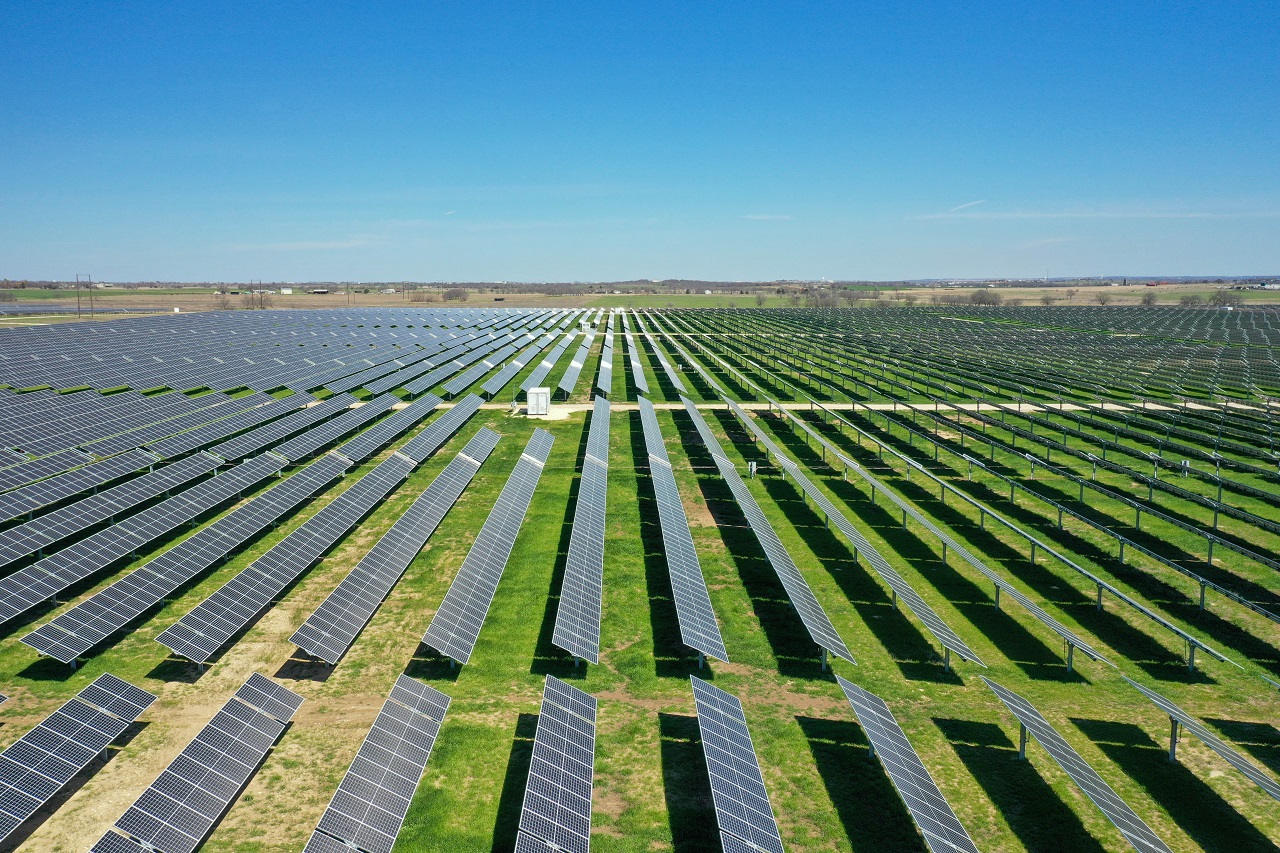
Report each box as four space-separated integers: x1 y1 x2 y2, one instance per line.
680 397 854 665
0 453 286 627
335 394 441 462
635 396 728 662
552 397 609 663
272 394 399 461
0 448 156 526
982 677 1173 853
204 393 355 461
515 676 598 853
690 676 784 853
304 675 451 853
0 674 156 845
94 674 302 853
422 429 555 664
725 399 984 668
836 675 980 853
146 393 312 459
23 454 352 663
291 425 499 664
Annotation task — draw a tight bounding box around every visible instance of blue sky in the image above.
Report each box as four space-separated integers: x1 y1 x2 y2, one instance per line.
2 2 1277 281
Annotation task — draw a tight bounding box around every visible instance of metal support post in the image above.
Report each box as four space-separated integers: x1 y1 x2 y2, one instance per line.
1169 718 1180 761
1018 724 1029 760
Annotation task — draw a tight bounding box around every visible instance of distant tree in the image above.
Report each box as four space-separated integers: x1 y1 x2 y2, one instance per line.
902 293 918 306
1210 288 1244 308
1093 291 1113 306
1063 288 1079 303
1004 298 1023 307
787 294 802 308
1180 294 1205 307
755 292 767 308
241 292 273 309
968 290 1003 306
443 288 468 302
1039 294 1057 305
1140 290 1158 306
212 292 233 310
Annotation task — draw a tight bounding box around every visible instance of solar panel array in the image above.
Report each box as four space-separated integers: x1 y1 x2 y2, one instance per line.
680 397 854 665
552 396 610 663
292 426 500 663
0 448 156 526
422 429 555 664
273 394 399 461
93 674 302 853
778 406 1112 668
836 675 979 853
637 312 687 393
0 674 156 845
0 449 95 493
522 329 579 393
0 453 286 627
24 454 351 663
557 328 596 398
690 676 785 853
156 403 451 663
0 451 223 570
515 676 598 853
1122 676 1280 800
636 396 727 661
483 333 556 398
726 399 984 668
595 313 615 397
304 675 451 853
205 393 355 461
625 329 649 394
146 393 311 459
334 394 441 462
982 677 1173 853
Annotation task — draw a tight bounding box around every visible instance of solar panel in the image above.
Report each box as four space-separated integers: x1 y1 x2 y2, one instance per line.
726 400 983 668
422 428 555 664
0 673 156 845
0 453 286 627
516 676 597 853
0 451 222 571
1122 676 1280 801
335 394 441 462
98 674 301 853
836 675 979 853
206 393 355 461
522 330 579 393
0 449 95 492
304 675 451 853
0 448 155 525
273 394 399 461
982 677 1173 853
690 676 784 853
292 427 500 663
681 397 854 665
779 407 1110 668
23 453 350 664
636 397 727 662
157 454 416 664
396 394 484 463
625 331 649 394
146 394 310 459
552 397 609 663
556 330 596 398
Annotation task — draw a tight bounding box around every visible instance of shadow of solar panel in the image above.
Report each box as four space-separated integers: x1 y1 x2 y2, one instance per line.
292 427 499 663
422 429 554 664
551 401 609 664
517 676 597 853
726 400 984 667
680 397 854 665
982 677 1173 853
1122 676 1280 801
105 675 299 853
306 676 450 853
836 675 979 853
636 397 728 662
0 673 155 845
23 453 350 664
157 455 416 663
690 677 784 853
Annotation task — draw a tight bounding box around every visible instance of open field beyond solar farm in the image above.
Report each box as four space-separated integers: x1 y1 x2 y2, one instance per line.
0 305 1277 853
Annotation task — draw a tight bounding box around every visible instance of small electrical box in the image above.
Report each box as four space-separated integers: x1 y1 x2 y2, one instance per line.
528 387 551 416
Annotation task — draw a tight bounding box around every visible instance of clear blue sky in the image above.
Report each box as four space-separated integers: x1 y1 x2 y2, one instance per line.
2 2 1277 282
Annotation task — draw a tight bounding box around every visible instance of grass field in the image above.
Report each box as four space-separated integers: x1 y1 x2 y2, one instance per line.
0 307 1277 853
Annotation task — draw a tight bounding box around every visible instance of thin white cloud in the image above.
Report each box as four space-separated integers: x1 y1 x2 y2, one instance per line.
741 214 793 220
948 199 987 212
916 208 1280 221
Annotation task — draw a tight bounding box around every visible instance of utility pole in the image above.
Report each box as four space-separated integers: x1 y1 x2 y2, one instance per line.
76 274 92 318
